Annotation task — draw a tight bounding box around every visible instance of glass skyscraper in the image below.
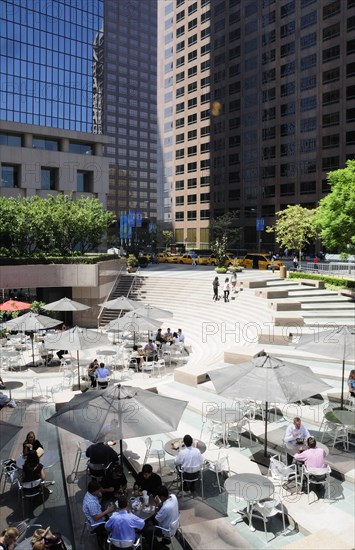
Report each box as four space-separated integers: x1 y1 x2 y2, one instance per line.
0 0 104 132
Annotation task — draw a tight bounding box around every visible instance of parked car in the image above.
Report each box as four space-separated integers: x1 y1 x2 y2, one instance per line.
208 253 238 267
158 252 181 263
178 253 209 265
242 253 284 270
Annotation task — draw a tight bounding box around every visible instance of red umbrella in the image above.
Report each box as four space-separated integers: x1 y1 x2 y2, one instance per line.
0 300 31 312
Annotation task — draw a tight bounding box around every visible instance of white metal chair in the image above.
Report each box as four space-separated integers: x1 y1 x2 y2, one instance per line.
203 452 231 493
347 393 355 411
80 519 105 544
226 417 253 448
152 358 166 377
321 418 349 453
0 459 19 493
250 495 287 542
267 454 298 494
206 420 225 448
11 520 43 544
178 467 203 501
25 377 43 399
108 535 142 549
301 464 332 503
17 478 46 517
87 461 112 482
150 517 184 550
72 440 92 480
143 438 165 472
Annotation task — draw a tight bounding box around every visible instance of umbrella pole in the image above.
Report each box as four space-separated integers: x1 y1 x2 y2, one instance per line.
264 401 269 457
30 332 35 368
77 350 80 390
120 440 123 467
341 359 345 410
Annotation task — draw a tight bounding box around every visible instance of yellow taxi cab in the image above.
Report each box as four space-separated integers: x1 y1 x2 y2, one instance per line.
241 253 284 270
157 252 180 263
208 253 238 267
178 253 210 265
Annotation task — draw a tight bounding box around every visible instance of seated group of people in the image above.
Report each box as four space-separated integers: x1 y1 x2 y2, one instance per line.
154 328 185 346
83 434 201 549
284 417 327 497
87 360 111 389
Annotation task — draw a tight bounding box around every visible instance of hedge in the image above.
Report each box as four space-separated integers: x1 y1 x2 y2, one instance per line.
288 271 355 290
0 254 120 266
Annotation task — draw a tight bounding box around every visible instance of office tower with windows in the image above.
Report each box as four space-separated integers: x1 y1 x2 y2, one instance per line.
158 0 355 251
0 0 158 228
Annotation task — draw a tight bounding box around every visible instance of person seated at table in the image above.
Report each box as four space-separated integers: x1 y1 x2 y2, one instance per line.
95 362 110 389
284 417 310 465
105 495 144 545
0 376 6 390
22 450 55 493
164 328 173 342
31 527 66 550
153 485 179 544
133 464 162 497
101 463 128 499
0 391 10 409
83 480 115 550
348 369 355 397
172 332 180 345
129 345 144 370
174 434 203 493
23 431 44 457
0 527 19 550
88 358 99 388
177 328 185 343
86 441 119 471
155 328 165 345
294 437 327 497
144 340 157 361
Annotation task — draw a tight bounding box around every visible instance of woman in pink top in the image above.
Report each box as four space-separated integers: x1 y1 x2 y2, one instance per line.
294 437 326 468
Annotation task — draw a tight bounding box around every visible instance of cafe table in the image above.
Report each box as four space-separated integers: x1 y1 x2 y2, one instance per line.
4 380 23 399
225 473 274 528
285 440 329 458
164 438 207 457
15 534 72 550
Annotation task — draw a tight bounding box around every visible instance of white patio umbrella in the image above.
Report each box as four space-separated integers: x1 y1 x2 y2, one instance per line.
98 296 138 310
46 383 188 465
133 304 173 319
105 312 161 345
42 297 90 326
5 312 62 367
208 353 331 458
44 326 111 388
295 326 355 409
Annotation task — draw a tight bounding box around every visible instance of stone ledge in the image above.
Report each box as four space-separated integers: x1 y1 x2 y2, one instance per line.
272 312 304 326
297 278 325 289
269 299 301 311
256 289 289 299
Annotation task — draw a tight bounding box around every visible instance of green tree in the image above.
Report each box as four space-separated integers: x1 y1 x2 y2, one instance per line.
210 211 240 248
314 160 355 254
210 235 228 267
266 205 317 264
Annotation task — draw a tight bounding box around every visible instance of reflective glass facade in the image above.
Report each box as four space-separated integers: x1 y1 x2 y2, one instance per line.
0 0 103 132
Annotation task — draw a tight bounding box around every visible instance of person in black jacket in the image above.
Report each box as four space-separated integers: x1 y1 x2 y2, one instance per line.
133 464 162 496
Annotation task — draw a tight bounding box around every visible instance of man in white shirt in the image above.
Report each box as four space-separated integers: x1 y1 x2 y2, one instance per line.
154 485 179 542
284 416 310 465
175 434 203 492
177 329 185 343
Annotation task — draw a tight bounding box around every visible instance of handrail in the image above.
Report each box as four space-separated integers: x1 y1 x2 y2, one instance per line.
97 265 124 328
127 267 141 299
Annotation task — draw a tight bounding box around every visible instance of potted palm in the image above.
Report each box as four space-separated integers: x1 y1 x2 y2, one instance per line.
126 254 139 273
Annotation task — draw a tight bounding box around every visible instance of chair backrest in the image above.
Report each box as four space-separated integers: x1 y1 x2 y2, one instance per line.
305 465 330 476
109 538 138 548
269 456 288 478
169 516 180 536
145 437 152 450
256 497 281 518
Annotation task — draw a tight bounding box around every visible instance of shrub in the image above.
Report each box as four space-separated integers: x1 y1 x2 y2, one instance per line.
127 254 139 268
215 267 227 274
288 271 355 290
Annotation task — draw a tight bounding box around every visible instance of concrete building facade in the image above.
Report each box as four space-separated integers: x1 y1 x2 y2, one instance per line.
158 0 355 252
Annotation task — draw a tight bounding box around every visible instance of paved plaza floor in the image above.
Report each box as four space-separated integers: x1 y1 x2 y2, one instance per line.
0 264 354 549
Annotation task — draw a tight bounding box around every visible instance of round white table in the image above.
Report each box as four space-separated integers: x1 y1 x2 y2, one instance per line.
164 438 207 456
225 473 274 527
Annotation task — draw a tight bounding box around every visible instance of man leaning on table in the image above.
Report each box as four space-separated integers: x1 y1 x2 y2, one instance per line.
105 495 144 544
174 434 203 493
284 416 310 465
82 480 115 550
294 437 327 498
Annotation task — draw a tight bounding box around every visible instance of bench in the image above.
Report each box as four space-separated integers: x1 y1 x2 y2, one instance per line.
297 278 325 289
268 299 301 311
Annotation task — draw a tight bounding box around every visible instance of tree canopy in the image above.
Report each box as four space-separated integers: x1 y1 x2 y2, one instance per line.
266 204 317 255
0 195 114 256
210 211 240 248
314 160 355 254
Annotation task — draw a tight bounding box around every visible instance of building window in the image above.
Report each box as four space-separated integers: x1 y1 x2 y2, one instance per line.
175 196 184 206
188 114 197 125
187 211 197 221
262 146 276 159
188 18 197 30
176 149 184 159
176 165 184 175
176 40 185 53
346 108 355 122
188 129 197 140
188 34 198 46
300 118 317 132
323 112 340 127
188 50 197 62
301 11 317 29
176 86 185 98
201 10 211 23
176 10 185 22
322 134 340 148
347 39 355 55
281 82 296 96
33 138 59 151
41 167 58 190
280 143 296 156
201 109 210 121
300 138 316 152
175 180 184 190
301 75 317 90
322 156 339 171
176 118 185 128
323 22 340 41
280 182 295 195
1 164 19 187
188 98 197 109
263 185 275 197
323 1 340 20
176 102 184 113
188 145 197 156
77 171 92 193
176 71 185 83
188 2 198 15
187 194 197 205
200 159 210 170
201 43 211 56
176 56 185 67
280 42 295 57
300 181 316 194
281 61 295 77
188 66 197 78
301 32 317 49
323 90 340 105
175 212 184 221
0 133 22 147
281 102 295 116
200 143 210 154
262 127 276 140
187 162 197 172
187 178 197 188
323 45 340 63
200 210 210 220
346 131 355 145
201 60 210 72
176 25 185 37
323 67 340 84
301 96 317 111
301 54 317 70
